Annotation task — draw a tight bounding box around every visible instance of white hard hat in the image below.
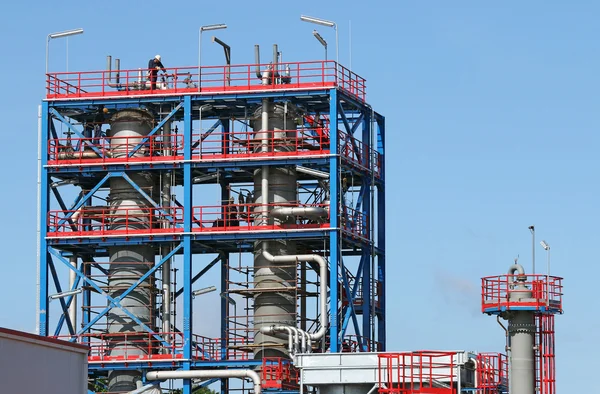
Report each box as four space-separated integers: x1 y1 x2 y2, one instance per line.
155 54 161 61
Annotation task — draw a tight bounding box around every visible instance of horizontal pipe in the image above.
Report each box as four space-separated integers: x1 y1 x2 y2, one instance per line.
146 369 261 394
269 206 328 221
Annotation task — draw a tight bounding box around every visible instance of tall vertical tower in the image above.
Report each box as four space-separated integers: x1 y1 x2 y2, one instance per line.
482 263 563 394
39 47 385 393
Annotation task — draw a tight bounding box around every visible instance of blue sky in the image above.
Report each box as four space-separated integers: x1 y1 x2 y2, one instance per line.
0 1 597 391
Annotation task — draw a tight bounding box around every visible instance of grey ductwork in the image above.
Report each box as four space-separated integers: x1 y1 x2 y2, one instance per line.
146 369 261 394
106 109 156 392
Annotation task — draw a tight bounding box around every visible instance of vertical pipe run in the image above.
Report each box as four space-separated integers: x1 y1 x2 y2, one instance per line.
106 109 156 392
253 100 298 358
161 120 172 349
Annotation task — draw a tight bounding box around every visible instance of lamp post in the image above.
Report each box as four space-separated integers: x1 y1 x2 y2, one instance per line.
45 28 84 75
192 285 217 297
49 288 83 301
529 225 535 273
312 29 328 61
301 15 338 65
212 36 231 86
198 24 227 91
540 240 550 306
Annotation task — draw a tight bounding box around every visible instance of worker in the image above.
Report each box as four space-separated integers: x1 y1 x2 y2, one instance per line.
147 55 166 90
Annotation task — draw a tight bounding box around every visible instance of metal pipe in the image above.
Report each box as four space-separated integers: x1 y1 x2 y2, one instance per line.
36 104 42 334
68 255 77 331
58 150 104 160
254 45 262 78
262 249 327 341
146 369 261 394
508 263 525 276
269 206 328 221
161 120 172 349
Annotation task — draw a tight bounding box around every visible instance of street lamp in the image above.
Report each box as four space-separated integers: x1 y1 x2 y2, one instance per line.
192 285 217 297
540 240 550 305
528 225 535 273
198 24 227 91
212 36 231 86
45 28 84 75
49 288 82 301
301 15 338 65
312 30 328 61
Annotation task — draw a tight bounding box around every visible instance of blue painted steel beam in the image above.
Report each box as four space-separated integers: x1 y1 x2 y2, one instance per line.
376 114 386 350
128 102 183 157
49 108 103 156
39 101 50 336
54 264 82 336
47 255 76 335
338 260 363 348
47 89 332 108
49 245 180 346
175 254 222 298
328 88 339 352
182 95 193 394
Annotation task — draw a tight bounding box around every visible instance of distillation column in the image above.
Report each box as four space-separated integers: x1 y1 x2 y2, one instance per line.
505 264 536 394
106 109 156 392
253 100 298 358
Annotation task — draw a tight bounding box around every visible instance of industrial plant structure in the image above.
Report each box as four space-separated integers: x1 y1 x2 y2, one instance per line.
38 27 563 394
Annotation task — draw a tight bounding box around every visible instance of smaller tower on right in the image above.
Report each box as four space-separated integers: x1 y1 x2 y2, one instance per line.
482 262 563 394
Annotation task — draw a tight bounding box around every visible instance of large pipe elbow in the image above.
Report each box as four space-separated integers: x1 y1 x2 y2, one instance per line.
262 250 327 341
508 263 525 276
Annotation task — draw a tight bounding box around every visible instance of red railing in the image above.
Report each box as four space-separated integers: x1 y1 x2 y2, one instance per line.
48 134 184 165
46 61 366 102
261 357 299 389
55 332 185 362
47 206 184 237
339 130 382 177
536 314 556 394
192 127 330 159
46 203 331 237
378 351 457 394
481 274 563 313
191 335 249 361
476 353 508 393
191 202 330 232
341 205 368 239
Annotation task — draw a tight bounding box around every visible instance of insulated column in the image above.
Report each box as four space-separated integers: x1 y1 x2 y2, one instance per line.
106 109 156 392
253 101 298 358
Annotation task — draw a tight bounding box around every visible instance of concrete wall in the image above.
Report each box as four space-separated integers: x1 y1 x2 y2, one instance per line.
0 327 88 394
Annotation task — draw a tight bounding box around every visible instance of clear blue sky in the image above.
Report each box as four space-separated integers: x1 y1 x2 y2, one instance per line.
0 1 597 392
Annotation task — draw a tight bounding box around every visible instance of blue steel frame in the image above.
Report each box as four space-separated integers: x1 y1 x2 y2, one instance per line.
39 86 385 393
